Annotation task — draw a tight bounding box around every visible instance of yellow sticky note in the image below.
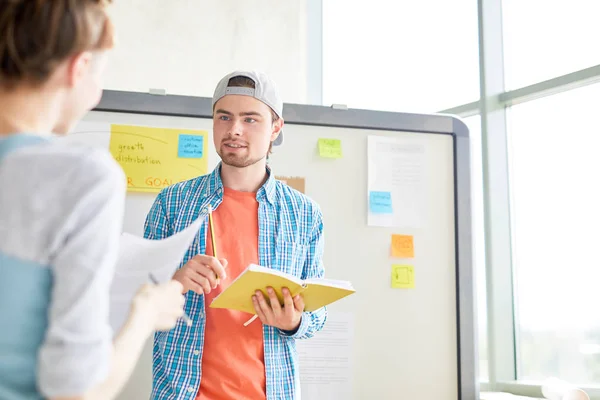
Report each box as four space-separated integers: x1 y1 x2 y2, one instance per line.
391 265 415 289
391 234 414 258
110 124 209 193
318 138 342 158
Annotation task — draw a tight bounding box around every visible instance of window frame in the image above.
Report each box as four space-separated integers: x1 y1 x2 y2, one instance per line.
439 1 600 398
317 0 600 397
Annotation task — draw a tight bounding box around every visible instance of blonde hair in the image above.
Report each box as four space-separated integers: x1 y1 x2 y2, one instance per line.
0 0 115 89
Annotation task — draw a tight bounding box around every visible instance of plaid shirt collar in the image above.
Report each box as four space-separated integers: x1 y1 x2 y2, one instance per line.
206 162 277 205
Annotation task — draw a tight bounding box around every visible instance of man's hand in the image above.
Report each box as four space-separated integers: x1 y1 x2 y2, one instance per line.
173 255 228 295
252 287 304 331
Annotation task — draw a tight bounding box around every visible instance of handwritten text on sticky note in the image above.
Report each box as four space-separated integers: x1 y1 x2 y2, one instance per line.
369 191 393 214
110 125 209 193
178 134 204 158
391 265 415 289
318 138 342 158
391 234 414 258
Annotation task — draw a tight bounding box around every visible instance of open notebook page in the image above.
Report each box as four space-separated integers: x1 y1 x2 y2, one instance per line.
303 277 354 290
246 264 305 286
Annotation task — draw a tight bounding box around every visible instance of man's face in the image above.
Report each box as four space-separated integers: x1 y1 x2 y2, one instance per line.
213 94 282 168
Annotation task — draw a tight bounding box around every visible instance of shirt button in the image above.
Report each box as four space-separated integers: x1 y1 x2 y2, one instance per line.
198 312 204 318
194 350 200 356
187 386 194 393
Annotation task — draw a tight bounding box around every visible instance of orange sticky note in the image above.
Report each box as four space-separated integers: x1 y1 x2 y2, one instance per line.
391 234 414 258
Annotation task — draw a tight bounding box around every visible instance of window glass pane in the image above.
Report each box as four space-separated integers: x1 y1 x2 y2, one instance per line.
464 114 488 381
503 0 600 90
508 83 600 383
322 0 480 113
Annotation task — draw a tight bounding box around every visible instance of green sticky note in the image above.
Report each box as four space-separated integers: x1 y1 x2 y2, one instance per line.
318 138 342 158
391 265 415 289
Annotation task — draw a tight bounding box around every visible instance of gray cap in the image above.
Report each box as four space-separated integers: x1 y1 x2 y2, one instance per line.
212 70 284 146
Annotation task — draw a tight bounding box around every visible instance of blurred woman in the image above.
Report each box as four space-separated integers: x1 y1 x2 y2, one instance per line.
0 1 185 399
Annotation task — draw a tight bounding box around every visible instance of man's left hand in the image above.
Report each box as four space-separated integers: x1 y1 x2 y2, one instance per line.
252 287 304 331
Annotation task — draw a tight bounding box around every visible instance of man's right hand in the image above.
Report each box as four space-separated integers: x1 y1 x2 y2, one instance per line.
173 255 228 295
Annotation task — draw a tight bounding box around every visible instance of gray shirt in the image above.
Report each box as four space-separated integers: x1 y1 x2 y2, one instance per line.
0 136 125 398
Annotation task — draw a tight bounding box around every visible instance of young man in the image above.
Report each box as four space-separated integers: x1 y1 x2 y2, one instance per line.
144 71 327 400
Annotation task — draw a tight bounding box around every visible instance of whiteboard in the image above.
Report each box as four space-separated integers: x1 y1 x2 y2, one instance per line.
66 91 476 400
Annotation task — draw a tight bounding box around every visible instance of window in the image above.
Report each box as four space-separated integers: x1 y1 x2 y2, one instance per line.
507 83 600 384
502 0 600 90
322 0 480 113
463 114 488 381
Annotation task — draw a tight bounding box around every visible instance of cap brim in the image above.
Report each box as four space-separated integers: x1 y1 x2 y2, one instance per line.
273 131 284 146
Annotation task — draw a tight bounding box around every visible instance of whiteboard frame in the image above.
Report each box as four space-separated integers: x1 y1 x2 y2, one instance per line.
94 90 478 400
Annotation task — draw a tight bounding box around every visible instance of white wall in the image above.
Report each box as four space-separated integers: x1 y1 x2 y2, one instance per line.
104 0 311 103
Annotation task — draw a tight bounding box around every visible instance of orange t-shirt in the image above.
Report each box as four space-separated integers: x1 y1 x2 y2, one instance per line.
196 188 266 400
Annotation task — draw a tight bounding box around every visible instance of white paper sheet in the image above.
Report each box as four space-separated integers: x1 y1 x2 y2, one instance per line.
367 135 426 228
108 215 204 333
298 312 354 400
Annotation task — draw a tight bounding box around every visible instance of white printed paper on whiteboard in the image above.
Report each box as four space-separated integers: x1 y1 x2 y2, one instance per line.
367 135 426 228
298 312 354 400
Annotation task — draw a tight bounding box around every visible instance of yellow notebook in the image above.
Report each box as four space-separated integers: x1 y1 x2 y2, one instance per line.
209 264 355 314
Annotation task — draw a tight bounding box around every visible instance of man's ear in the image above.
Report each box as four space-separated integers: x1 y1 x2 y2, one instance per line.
66 51 93 87
271 118 284 142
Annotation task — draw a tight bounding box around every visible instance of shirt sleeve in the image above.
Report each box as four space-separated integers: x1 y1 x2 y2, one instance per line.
37 151 126 398
143 190 171 240
278 206 328 340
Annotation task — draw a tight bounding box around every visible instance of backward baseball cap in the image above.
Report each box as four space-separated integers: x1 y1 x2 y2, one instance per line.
211 70 284 146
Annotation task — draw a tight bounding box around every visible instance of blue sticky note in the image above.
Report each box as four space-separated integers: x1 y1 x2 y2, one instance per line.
178 134 204 158
369 191 393 214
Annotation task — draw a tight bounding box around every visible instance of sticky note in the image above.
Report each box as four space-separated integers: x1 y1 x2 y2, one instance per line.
109 125 208 193
391 265 414 289
369 191 392 214
178 134 204 158
391 234 414 258
318 138 342 158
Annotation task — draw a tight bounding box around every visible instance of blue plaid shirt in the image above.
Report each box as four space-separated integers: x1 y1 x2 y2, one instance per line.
144 164 327 400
